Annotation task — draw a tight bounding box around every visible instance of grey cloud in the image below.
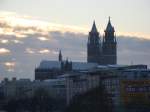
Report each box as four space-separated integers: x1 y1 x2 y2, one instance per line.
0 30 150 80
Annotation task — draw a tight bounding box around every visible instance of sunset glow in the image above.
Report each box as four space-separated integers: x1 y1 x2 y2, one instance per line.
0 0 149 80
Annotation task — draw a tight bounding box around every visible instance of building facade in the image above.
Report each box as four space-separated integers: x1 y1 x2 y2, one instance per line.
87 17 117 65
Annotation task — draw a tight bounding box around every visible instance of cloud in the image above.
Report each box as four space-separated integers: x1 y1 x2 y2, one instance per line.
25 48 58 55
0 48 10 55
4 62 15 68
13 40 23 44
1 11 150 40
0 11 88 41
38 37 49 41
4 62 16 72
117 32 150 40
39 49 50 54
0 39 9 44
25 48 35 54
0 30 149 80
0 11 149 80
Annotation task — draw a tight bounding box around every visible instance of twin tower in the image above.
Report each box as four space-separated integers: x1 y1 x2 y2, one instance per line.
87 17 117 65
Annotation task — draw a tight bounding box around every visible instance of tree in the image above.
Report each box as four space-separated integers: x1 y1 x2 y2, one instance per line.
125 95 150 112
3 88 61 112
30 87 57 112
65 84 113 112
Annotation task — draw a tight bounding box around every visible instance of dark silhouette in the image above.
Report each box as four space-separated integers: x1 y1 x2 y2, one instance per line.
125 95 150 112
3 88 64 112
87 18 117 65
65 84 113 112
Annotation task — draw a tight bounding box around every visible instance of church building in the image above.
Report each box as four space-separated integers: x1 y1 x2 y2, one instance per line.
35 17 117 80
87 17 117 65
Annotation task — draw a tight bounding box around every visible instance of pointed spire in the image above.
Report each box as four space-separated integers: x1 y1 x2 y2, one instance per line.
91 20 98 32
106 16 114 32
108 16 111 23
59 50 62 62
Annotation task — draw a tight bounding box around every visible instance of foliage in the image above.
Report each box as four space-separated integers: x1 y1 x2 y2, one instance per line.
3 88 63 112
65 84 113 112
125 95 150 112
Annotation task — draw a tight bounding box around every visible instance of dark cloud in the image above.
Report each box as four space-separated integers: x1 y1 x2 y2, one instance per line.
0 30 150 80
117 36 150 65
0 12 149 80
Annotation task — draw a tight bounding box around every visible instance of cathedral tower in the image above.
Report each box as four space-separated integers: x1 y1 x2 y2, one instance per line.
87 21 102 64
102 17 117 65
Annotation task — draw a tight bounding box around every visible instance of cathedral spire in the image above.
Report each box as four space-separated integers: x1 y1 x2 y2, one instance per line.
102 17 117 65
87 20 101 64
58 50 62 62
91 20 98 32
106 16 114 32
108 16 111 23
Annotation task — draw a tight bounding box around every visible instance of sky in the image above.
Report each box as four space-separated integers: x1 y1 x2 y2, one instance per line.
0 0 150 37
0 0 150 80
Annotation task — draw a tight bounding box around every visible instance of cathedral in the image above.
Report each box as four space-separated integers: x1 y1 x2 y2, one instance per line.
87 17 117 65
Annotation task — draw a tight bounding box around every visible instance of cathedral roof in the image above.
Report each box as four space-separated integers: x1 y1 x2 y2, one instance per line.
91 20 98 32
38 60 98 70
106 17 115 32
